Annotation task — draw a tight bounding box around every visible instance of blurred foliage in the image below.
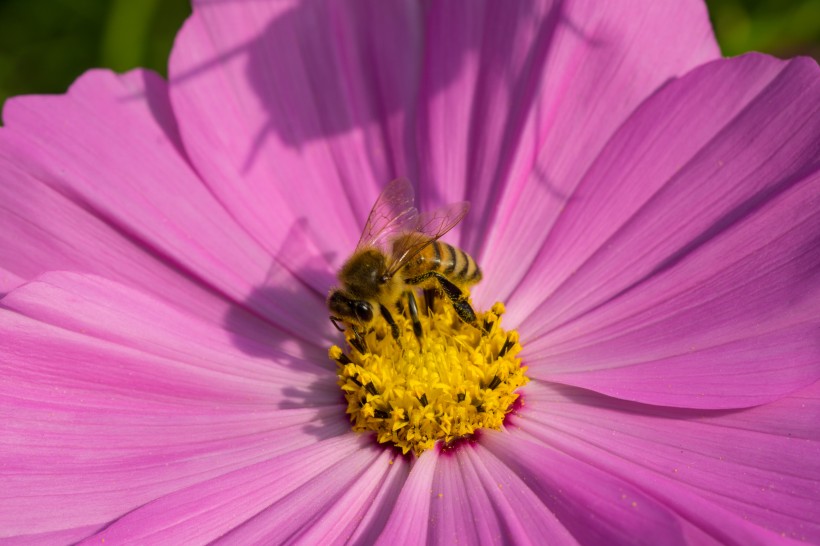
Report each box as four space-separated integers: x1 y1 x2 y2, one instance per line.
0 0 818 108
0 0 190 106
709 0 820 58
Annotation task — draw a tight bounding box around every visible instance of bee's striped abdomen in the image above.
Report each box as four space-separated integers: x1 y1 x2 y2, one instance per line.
430 241 482 286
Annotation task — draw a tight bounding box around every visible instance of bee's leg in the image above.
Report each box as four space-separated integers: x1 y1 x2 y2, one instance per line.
379 304 402 344
405 291 423 340
350 327 367 354
331 316 369 352
423 288 437 316
406 272 480 331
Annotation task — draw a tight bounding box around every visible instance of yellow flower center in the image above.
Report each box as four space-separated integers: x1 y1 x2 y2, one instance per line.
329 300 529 456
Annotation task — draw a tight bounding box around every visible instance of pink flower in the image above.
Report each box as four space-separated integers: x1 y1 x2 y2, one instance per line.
2 1 819 544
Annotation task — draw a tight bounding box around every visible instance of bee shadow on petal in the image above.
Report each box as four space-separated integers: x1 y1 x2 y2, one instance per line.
168 0 610 255
172 0 554 192
223 219 351 438
170 0 433 177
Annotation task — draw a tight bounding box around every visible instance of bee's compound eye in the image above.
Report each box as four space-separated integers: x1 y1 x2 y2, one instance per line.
355 302 373 322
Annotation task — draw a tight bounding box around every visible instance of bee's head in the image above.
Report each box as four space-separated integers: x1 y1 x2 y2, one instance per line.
328 290 374 329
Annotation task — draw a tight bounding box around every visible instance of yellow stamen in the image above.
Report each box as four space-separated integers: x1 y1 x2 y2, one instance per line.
329 300 528 456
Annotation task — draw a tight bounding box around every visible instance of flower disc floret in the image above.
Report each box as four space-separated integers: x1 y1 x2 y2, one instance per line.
330 301 528 456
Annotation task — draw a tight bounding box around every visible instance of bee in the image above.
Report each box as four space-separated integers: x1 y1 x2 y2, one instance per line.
328 178 482 348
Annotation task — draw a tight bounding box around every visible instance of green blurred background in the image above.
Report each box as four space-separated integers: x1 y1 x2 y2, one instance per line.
0 0 818 107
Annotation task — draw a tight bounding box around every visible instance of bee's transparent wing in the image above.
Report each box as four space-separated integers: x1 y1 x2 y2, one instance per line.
356 178 419 251
385 201 470 278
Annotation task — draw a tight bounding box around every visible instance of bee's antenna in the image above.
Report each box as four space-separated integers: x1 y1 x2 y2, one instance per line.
329 316 346 332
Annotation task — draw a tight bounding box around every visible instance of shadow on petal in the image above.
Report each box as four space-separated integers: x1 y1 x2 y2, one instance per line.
224 218 350 438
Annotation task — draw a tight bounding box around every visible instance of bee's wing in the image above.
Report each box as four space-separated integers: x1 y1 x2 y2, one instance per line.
356 178 419 251
385 200 470 278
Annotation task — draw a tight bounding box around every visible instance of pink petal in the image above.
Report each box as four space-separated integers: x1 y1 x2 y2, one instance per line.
430 445 578 545
0 273 347 539
440 1 719 300
429 450 501 544
378 444 579 545
516 54 820 408
483 428 722 545
0 69 334 342
78 436 379 544
508 380 820 543
171 1 717 279
376 450 438 545
0 266 24 296
345 454 412 544
1 526 102 546
225 448 403 545
2 271 333 382
170 1 420 260
484 432 782 544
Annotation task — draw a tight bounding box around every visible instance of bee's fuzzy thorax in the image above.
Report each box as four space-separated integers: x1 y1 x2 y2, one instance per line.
338 248 388 300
